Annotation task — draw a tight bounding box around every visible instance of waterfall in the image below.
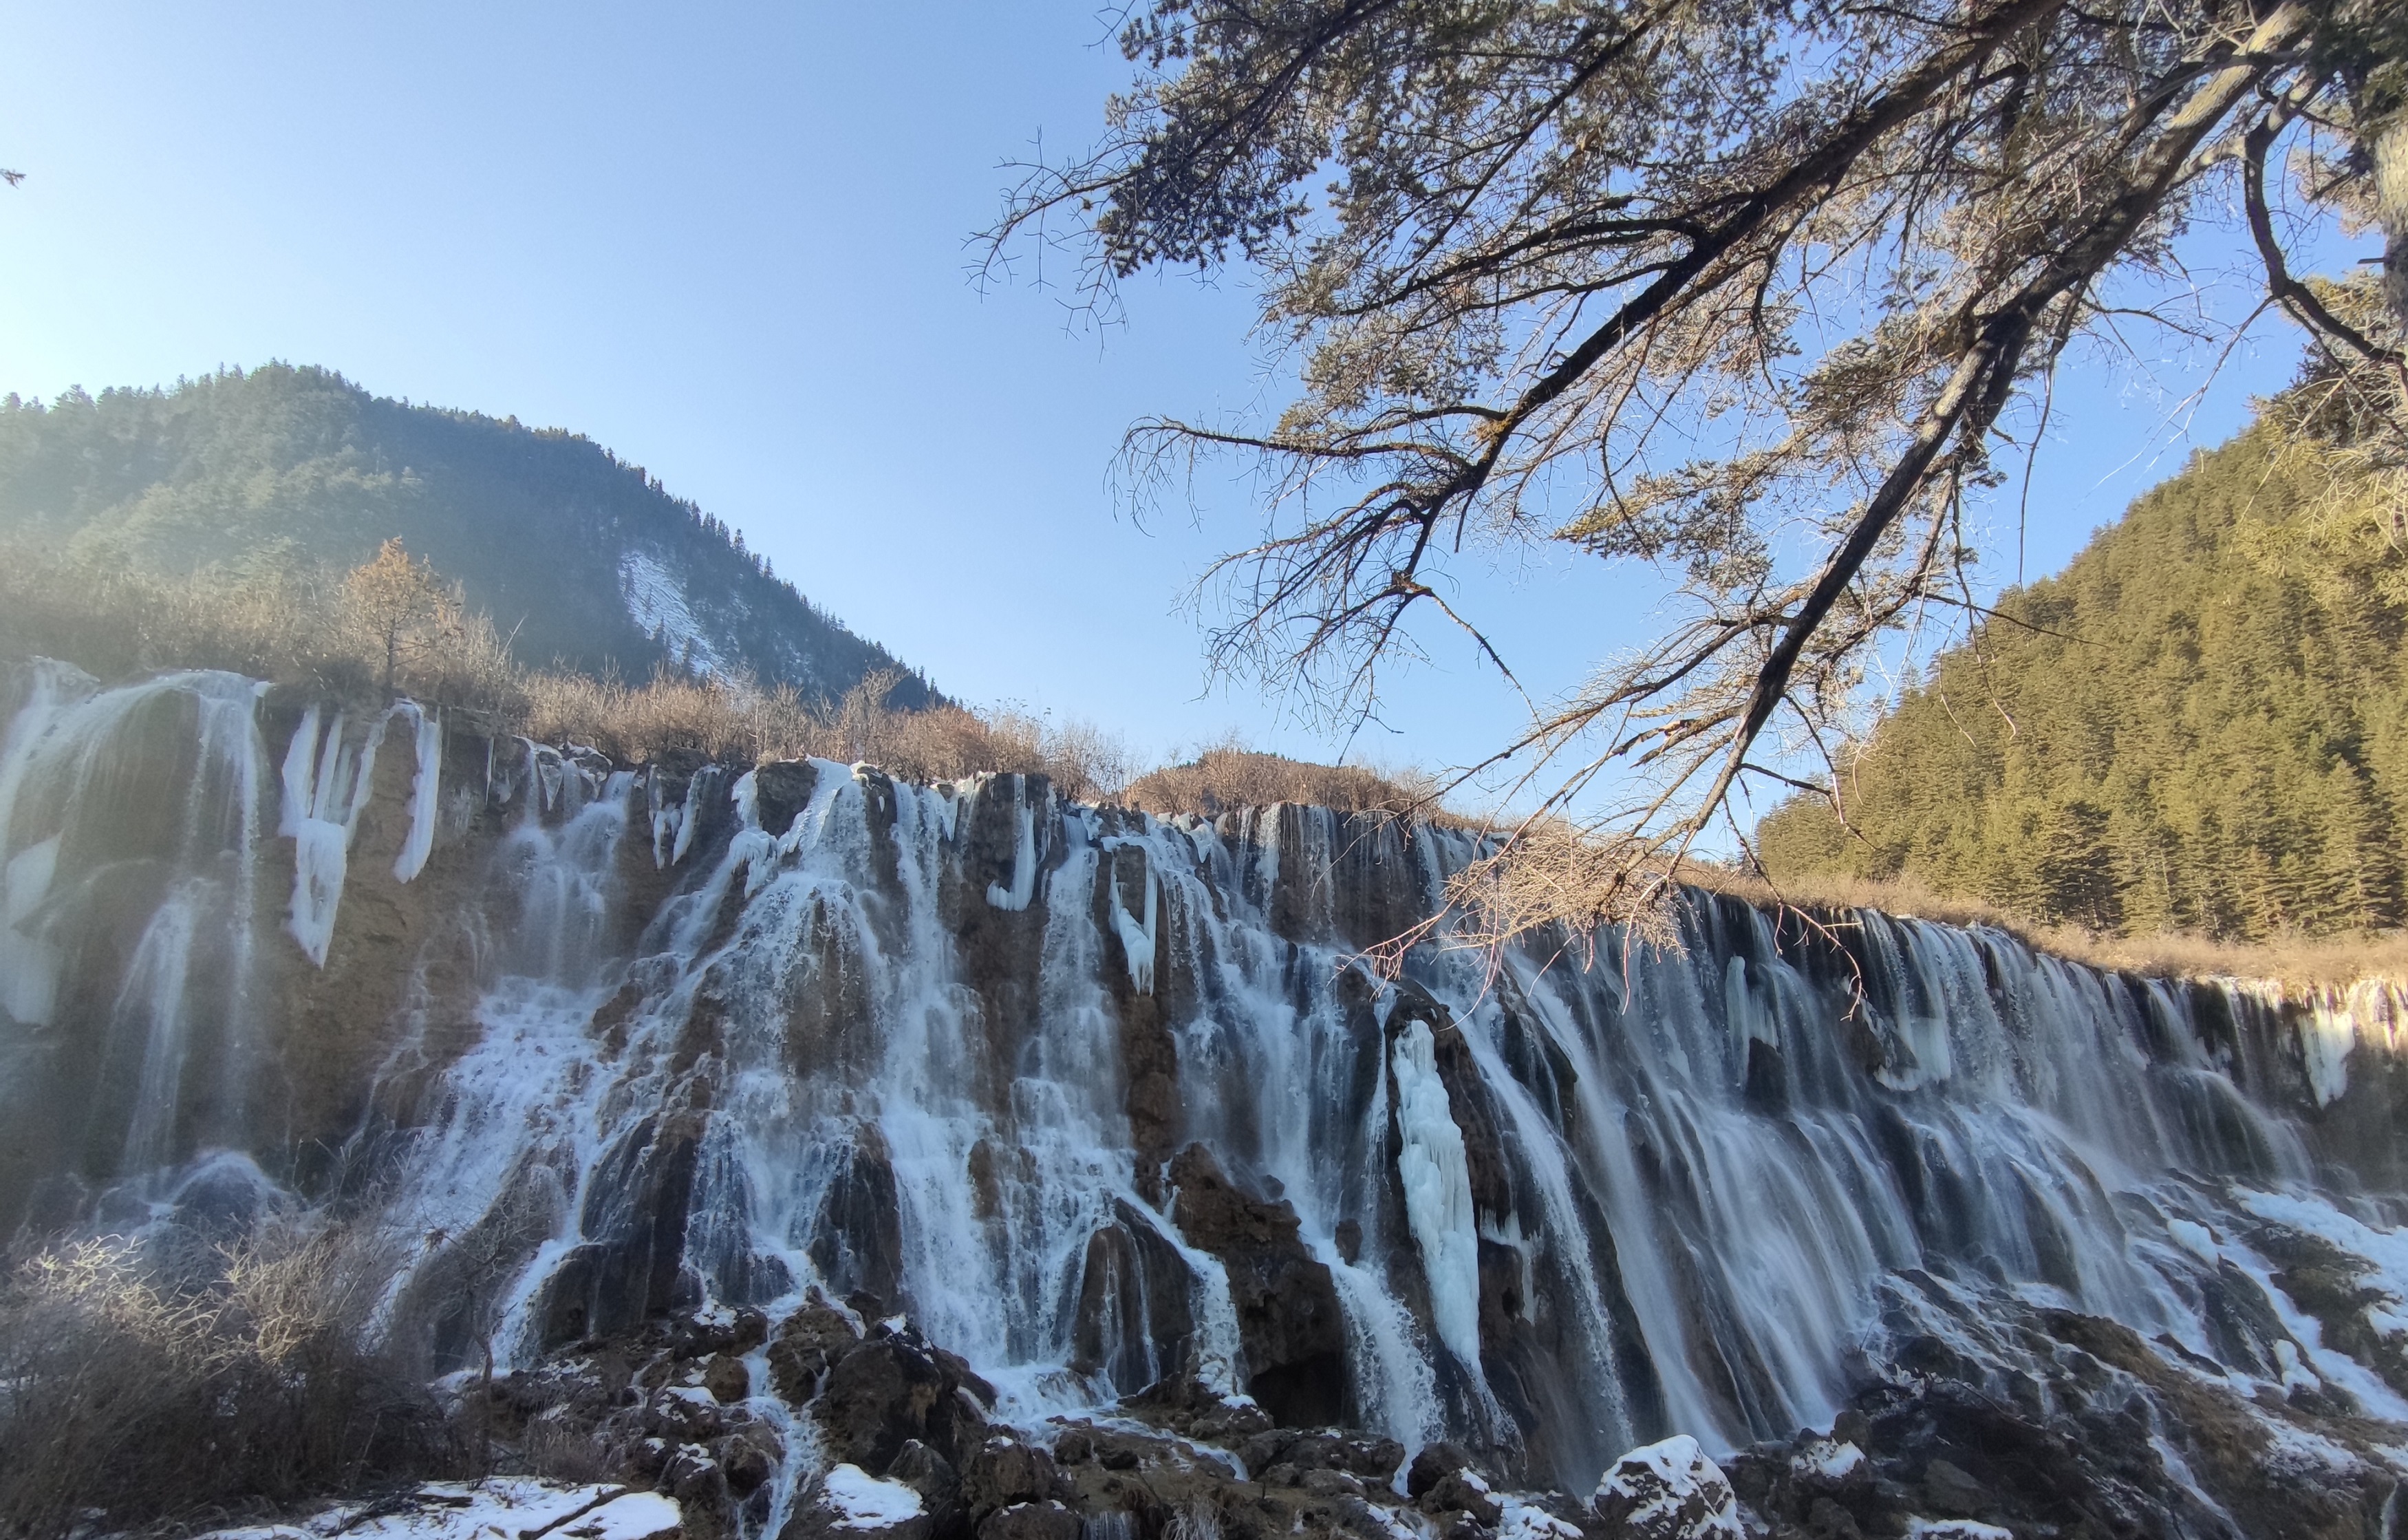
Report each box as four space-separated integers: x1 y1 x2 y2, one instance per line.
6 661 2408 1514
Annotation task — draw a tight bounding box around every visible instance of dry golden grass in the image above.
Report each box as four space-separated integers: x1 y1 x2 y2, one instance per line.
1693 864 2408 989
0 540 1135 795
1124 744 1452 821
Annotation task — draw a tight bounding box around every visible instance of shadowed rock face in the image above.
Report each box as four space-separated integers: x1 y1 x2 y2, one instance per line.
1165 1143 1350 1427
11 660 2408 1536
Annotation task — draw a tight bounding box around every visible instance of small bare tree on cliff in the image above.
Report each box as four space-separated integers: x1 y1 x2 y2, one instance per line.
345 538 461 696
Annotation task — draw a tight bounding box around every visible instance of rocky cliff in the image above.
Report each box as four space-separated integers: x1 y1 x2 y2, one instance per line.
7 659 2408 1540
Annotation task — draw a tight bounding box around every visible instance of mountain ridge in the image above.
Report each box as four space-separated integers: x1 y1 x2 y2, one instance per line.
0 363 940 707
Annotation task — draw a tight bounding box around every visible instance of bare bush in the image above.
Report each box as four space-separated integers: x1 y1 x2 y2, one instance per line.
0 1220 458 1540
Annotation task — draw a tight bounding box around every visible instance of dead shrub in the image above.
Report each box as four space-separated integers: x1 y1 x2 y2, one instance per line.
0 1219 459 1540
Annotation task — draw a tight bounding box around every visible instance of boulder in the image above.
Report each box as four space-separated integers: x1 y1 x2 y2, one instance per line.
1920 1457 1991 1519
1592 1435 1743 1540
962 1434 1066 1521
768 1295 864 1404
702 1354 751 1404
815 1332 991 1472
782 1464 934 1540
976 1502 1082 1540
1421 1471 1503 1527
715 1426 780 1497
890 1438 966 1530
1407 1441 1479 1499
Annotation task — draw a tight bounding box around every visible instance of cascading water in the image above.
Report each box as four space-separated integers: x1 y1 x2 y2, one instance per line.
6 661 2408 1533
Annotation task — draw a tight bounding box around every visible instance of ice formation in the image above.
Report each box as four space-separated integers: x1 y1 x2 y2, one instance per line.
1390 1017 1483 1367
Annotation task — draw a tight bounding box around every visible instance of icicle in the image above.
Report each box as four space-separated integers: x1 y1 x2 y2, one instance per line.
280 705 388 966
391 703 440 883
1391 1018 1483 1367
985 795 1038 911
1110 856 1159 995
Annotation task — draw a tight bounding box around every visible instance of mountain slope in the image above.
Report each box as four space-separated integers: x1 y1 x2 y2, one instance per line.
1756 414 2408 941
0 365 937 707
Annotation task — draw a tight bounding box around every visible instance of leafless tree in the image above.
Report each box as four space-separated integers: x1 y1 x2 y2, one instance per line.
987 0 2408 939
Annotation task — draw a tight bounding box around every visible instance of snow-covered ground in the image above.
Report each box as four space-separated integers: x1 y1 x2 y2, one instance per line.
194 1479 680 1540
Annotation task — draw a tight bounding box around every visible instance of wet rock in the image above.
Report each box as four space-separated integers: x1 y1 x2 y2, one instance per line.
1919 1457 1989 1519
810 1126 905 1307
816 1332 991 1473
1337 1436 1406 1482
963 1433 1067 1521
1591 1436 1742 1540
1787 1440 1871 1501
768 1295 863 1403
890 1440 966 1534
545 1112 707 1344
645 1386 727 1442
715 1426 780 1498
1421 1471 1502 1527
1805 1496 1862 1540
1071 1204 1198 1391
702 1354 751 1404
1166 1145 1349 1427
976 1501 1082 1540
1408 1442 1481 1499
783 1464 934 1540
665 1443 731 1508
752 760 821 842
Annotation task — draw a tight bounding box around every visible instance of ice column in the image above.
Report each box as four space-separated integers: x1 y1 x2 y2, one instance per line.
1391 1017 1483 1367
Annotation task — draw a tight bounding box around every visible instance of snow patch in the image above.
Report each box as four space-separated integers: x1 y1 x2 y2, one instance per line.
620 548 727 678
1906 1523 2014 1540
1496 1497 1581 1540
1791 1440 1864 1481
554 1493 683 1540
821 1464 927 1528
197 1481 667 1540
1595 1435 1742 1540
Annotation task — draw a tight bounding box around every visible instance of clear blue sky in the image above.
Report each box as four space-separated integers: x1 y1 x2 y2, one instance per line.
0 1 2355 798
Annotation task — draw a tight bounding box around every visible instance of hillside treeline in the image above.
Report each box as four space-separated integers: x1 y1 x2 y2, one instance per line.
0 366 936 706
1758 399 2408 943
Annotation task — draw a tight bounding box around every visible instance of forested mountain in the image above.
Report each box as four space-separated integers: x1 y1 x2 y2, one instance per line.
0 365 937 706
1756 408 2408 942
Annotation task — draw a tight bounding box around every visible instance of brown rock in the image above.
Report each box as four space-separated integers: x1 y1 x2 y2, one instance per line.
768 1296 863 1403
703 1354 752 1403
976 1502 1081 1540
963 1433 1066 1519
1406 1442 1479 1499
816 1334 990 1473
1166 1145 1349 1427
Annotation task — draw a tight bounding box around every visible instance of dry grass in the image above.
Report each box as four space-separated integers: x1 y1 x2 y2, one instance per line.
0 1219 458 1540
1695 864 2408 989
1124 743 1450 821
521 667 1132 801
0 539 1134 795
0 535 524 716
